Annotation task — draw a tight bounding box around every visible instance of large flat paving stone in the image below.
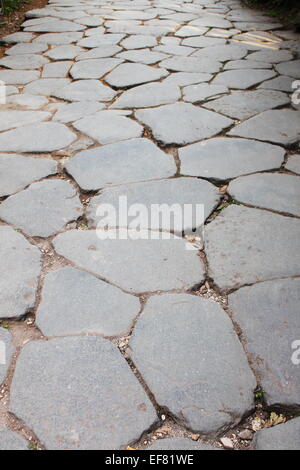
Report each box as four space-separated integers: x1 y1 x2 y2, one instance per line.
129 294 256 434
36 267 140 337
120 34 157 49
24 78 70 96
53 229 204 293
212 69 276 89
105 63 169 88
228 278 300 408
0 179 83 237
70 58 122 79
24 19 85 32
9 336 157 449
247 49 293 63
183 83 228 103
0 70 40 85
52 79 116 102
45 44 83 60
205 205 300 290
0 122 76 152
0 429 28 450
75 45 122 60
111 82 180 109
182 36 226 48
228 110 300 145
6 42 48 55
53 101 104 123
117 48 167 65
192 44 248 61
224 59 272 70
163 71 212 86
276 60 300 79
0 32 35 44
159 56 221 73
0 226 41 319
147 438 217 451
0 328 14 385
0 111 51 132
33 32 83 44
0 54 48 70
253 418 300 450
65 138 176 190
228 173 300 216
78 33 125 48
135 103 233 145
73 111 143 145
286 154 300 174
189 14 232 29
42 61 72 78
0 154 57 197
258 75 294 92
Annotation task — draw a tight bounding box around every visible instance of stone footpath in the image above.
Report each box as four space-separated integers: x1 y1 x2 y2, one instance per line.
0 0 300 451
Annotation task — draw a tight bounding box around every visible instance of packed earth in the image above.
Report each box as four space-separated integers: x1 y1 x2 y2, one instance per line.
0 0 300 451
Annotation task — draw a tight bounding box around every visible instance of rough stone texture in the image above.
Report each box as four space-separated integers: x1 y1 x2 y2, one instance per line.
135 103 233 145
129 294 256 434
0 110 51 132
24 78 70 96
224 59 272 70
229 279 300 408
24 19 85 33
247 49 293 63
36 267 140 337
205 205 300 290
117 48 167 64
75 45 121 60
286 154 300 174
34 32 83 44
0 180 83 237
0 69 40 85
52 79 116 102
111 82 180 109
0 32 35 44
253 418 300 450
53 101 104 123
212 69 276 89
183 83 228 103
147 438 218 450
70 57 122 79
0 429 28 450
6 42 48 55
77 33 124 48
0 54 48 70
121 34 157 49
5 94 48 109
0 226 41 319
0 328 14 385
45 45 83 60
179 138 285 180
65 138 175 190
258 75 294 92
276 60 300 79
10 336 157 449
159 56 221 73
105 63 169 88
53 230 204 293
192 44 248 61
0 153 57 197
163 71 212 86
42 61 72 78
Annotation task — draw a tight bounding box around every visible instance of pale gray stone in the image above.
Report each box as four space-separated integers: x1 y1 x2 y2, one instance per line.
229 278 300 408
53 102 104 123
75 45 122 60
205 205 300 290
192 44 247 61
0 32 35 44
33 32 83 44
36 267 140 337
5 94 48 109
182 36 226 47
276 59 300 78
24 19 85 32
135 103 233 145
70 58 123 79
129 294 256 434
0 70 40 85
159 56 221 73
42 61 72 77
0 328 14 385
78 33 125 48
52 79 116 102
190 14 232 28
212 69 276 89
105 63 169 88
0 111 50 132
0 429 28 450
153 44 194 56
111 82 180 109
24 78 70 96
120 34 157 49
147 438 217 450
183 83 228 103
84 26 105 36
224 60 272 70
286 154 300 174
179 138 285 180
0 54 48 70
65 138 175 190
75 16 103 26
6 42 48 55
0 226 41 319
258 75 294 92
233 21 282 31
253 418 300 450
163 72 212 86
175 25 209 37
10 336 157 449
247 49 293 63
117 49 167 65
45 45 83 60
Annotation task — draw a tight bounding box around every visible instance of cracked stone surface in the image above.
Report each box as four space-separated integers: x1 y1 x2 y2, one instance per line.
52 79 116 102
253 418 300 450
104 62 169 87
286 154 300 174
0 328 14 386
0 429 28 450
111 82 180 108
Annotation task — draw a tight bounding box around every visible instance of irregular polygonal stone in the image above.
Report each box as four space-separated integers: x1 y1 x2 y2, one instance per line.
53 230 204 293
224 59 272 70
258 75 294 92
45 45 83 60
163 71 212 86
179 138 285 180
75 45 121 60
129 294 256 434
153 44 194 56
0 111 50 132
0 154 57 197
75 16 103 26
0 32 35 44
253 418 300 450
204 90 290 119
24 78 70 96
135 103 233 145
70 58 122 79
0 70 40 85
247 49 293 63
120 34 157 49
192 44 247 61
183 83 228 103
105 63 169 88
0 328 14 385
229 278 300 408
24 19 85 32
6 42 48 55
42 61 72 78
36 267 140 337
0 54 48 70
147 438 218 451
117 48 167 65
65 138 175 190
228 110 300 145
10 336 157 449
286 154 300 174
0 429 28 450
84 26 105 36
233 21 282 31
160 56 221 73
53 101 104 123
0 122 76 152
52 79 116 102
276 60 300 79
175 25 208 37
111 82 180 109
182 36 226 47
78 33 125 48
0 226 41 318
212 69 276 89
205 205 300 290
5 94 48 109
33 32 83 44
190 14 232 28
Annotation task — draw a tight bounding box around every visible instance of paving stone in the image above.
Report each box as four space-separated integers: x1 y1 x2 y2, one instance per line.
276 59 300 79
75 45 122 60
204 90 290 119
286 154 300 174
107 24 173 36
24 19 85 32
42 61 72 78
5 94 48 109
120 34 157 49
153 44 194 57
228 109 300 145
0 226 41 319
53 101 104 123
70 58 123 79
135 103 233 145
45 44 83 60
73 111 143 145
74 15 104 26
53 230 204 293
179 138 285 180
192 44 248 61
0 70 40 85
258 75 294 92
0 54 48 70
175 25 208 37
183 83 228 103
9 336 157 449
129 294 256 434
190 14 232 28
205 205 300 290
228 173 300 216
24 78 70 96
0 32 35 44
105 63 169 88
116 49 167 65
0 153 57 197
163 71 212 86
84 26 105 36
224 59 272 70
212 69 276 89
253 418 300 450
182 36 226 47
52 79 116 102
36 267 140 337
0 110 51 132
65 138 175 190
0 328 14 385
159 56 221 73
233 21 282 31
33 32 83 44
78 33 125 48
111 82 180 108
147 438 217 451
0 429 28 450
229 278 300 408
247 49 293 63
5 42 48 55
0 122 76 153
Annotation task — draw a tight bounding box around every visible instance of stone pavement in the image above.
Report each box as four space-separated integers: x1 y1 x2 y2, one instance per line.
0 0 299 451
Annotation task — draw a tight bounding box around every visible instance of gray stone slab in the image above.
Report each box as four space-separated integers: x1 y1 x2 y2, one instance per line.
0 179 83 237
135 103 233 145
78 33 125 48
229 278 300 408
105 63 169 88
75 45 122 60
192 44 247 61
233 21 282 31
117 49 167 65
10 336 157 449
0 153 57 197
205 205 300 290
0 32 35 44
179 138 285 180
183 84 228 103
129 294 256 434
224 60 272 70
276 60 300 79
159 56 221 73
286 154 300 174
182 36 226 47
0 122 76 152
228 173 300 216
42 61 72 77
247 49 293 63
24 19 85 32
147 438 217 450
24 78 70 96
212 69 276 89
153 44 195 56
0 54 48 70
65 138 176 190
163 72 212 86
175 25 209 37
0 226 41 319
0 429 28 450
228 110 300 145
36 267 140 337
258 75 294 92
6 42 48 55
204 90 290 120
111 82 180 109
84 26 105 36
70 58 123 79
5 94 48 109
75 16 104 26
190 14 232 28
120 34 157 49
53 101 104 123
52 79 116 102
0 328 14 385
33 32 83 44
0 70 40 85
45 45 83 60
0 111 50 132
253 418 300 450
